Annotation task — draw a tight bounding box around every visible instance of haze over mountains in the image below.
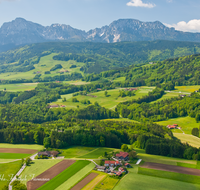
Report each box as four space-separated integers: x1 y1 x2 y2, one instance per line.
0 18 200 48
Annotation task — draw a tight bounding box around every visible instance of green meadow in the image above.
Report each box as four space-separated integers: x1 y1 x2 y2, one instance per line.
38 160 90 190
0 83 38 92
0 160 22 189
0 143 43 150
53 87 153 110
0 153 31 159
114 167 200 190
156 116 199 134
0 53 84 80
173 133 200 148
60 146 96 158
95 176 119 190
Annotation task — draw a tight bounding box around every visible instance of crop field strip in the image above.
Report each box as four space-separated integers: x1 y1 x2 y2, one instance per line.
0 153 31 159
37 160 90 190
70 172 98 190
55 162 95 190
27 160 76 190
0 148 37 154
0 143 43 150
94 176 119 190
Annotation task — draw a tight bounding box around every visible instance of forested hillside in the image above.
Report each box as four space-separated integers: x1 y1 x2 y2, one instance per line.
85 53 200 86
0 40 200 78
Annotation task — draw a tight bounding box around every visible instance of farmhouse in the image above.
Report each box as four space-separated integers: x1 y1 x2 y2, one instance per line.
125 163 131 168
38 151 59 157
104 160 121 167
167 124 178 129
116 152 129 161
96 166 106 172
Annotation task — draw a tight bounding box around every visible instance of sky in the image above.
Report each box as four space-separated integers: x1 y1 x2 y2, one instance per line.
0 0 200 32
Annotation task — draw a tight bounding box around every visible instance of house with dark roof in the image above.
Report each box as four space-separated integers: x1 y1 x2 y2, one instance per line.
116 152 129 161
96 166 106 172
38 151 59 158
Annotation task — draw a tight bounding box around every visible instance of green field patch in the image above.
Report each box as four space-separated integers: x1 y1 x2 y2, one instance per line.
94 176 119 190
177 162 197 169
38 160 90 190
114 167 200 190
0 153 31 159
20 159 63 185
55 162 95 190
0 83 38 92
0 143 43 150
173 133 200 148
156 116 199 134
54 87 152 110
0 160 22 189
59 146 96 158
80 148 115 159
0 159 17 163
135 148 196 165
175 86 200 93
138 167 200 185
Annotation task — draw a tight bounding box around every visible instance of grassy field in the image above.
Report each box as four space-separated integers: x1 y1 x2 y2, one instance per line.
0 160 22 189
0 153 31 159
0 143 44 150
173 133 200 148
53 87 153 110
56 162 95 190
59 146 96 158
174 86 200 93
0 159 17 163
0 83 38 92
38 160 90 190
138 167 200 185
80 148 118 159
114 167 200 190
135 148 197 165
94 176 119 190
156 116 199 134
0 53 85 80
82 172 106 190
20 159 63 185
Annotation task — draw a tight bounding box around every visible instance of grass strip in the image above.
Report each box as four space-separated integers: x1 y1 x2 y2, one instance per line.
138 167 200 184
0 153 31 159
38 160 90 190
177 162 197 169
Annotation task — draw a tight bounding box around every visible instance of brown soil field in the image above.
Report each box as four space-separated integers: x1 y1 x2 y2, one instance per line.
27 160 76 190
0 148 37 154
70 173 98 190
141 162 200 176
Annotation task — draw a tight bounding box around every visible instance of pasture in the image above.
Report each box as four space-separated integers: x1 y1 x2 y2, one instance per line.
55 162 95 190
0 143 43 150
0 160 22 189
37 160 90 190
174 86 200 93
114 167 200 190
156 116 199 134
59 146 96 158
0 83 38 92
0 153 31 159
0 53 84 80
135 148 197 166
173 133 200 148
53 86 153 110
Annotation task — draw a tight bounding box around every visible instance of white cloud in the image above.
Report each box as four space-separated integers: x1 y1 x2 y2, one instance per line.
166 0 173 2
164 19 200 33
127 0 156 8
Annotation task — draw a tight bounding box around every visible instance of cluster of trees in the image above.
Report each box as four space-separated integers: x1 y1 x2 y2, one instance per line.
192 127 200 137
50 64 63 71
118 90 136 97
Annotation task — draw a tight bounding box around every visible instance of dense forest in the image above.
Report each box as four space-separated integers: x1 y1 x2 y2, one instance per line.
0 40 200 75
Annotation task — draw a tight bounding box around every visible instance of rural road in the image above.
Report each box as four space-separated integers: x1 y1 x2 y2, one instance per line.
9 163 26 190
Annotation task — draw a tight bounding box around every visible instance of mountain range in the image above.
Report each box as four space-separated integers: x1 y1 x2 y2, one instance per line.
0 18 200 48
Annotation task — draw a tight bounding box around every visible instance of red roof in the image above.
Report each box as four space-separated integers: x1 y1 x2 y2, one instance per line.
105 161 115 164
116 152 129 158
125 163 130 166
116 171 122 176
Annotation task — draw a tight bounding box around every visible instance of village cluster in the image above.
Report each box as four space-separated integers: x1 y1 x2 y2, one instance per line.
96 151 131 176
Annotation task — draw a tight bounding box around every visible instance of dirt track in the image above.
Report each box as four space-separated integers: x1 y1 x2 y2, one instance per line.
141 162 200 176
70 172 98 190
27 160 76 190
0 148 37 154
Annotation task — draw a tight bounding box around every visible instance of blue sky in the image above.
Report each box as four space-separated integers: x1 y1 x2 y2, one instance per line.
0 0 200 32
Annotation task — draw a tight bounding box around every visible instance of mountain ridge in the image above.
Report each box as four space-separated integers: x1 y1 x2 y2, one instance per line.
1 18 200 48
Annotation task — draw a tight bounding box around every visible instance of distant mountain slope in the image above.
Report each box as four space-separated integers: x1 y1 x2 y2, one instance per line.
0 40 200 77
0 18 200 49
